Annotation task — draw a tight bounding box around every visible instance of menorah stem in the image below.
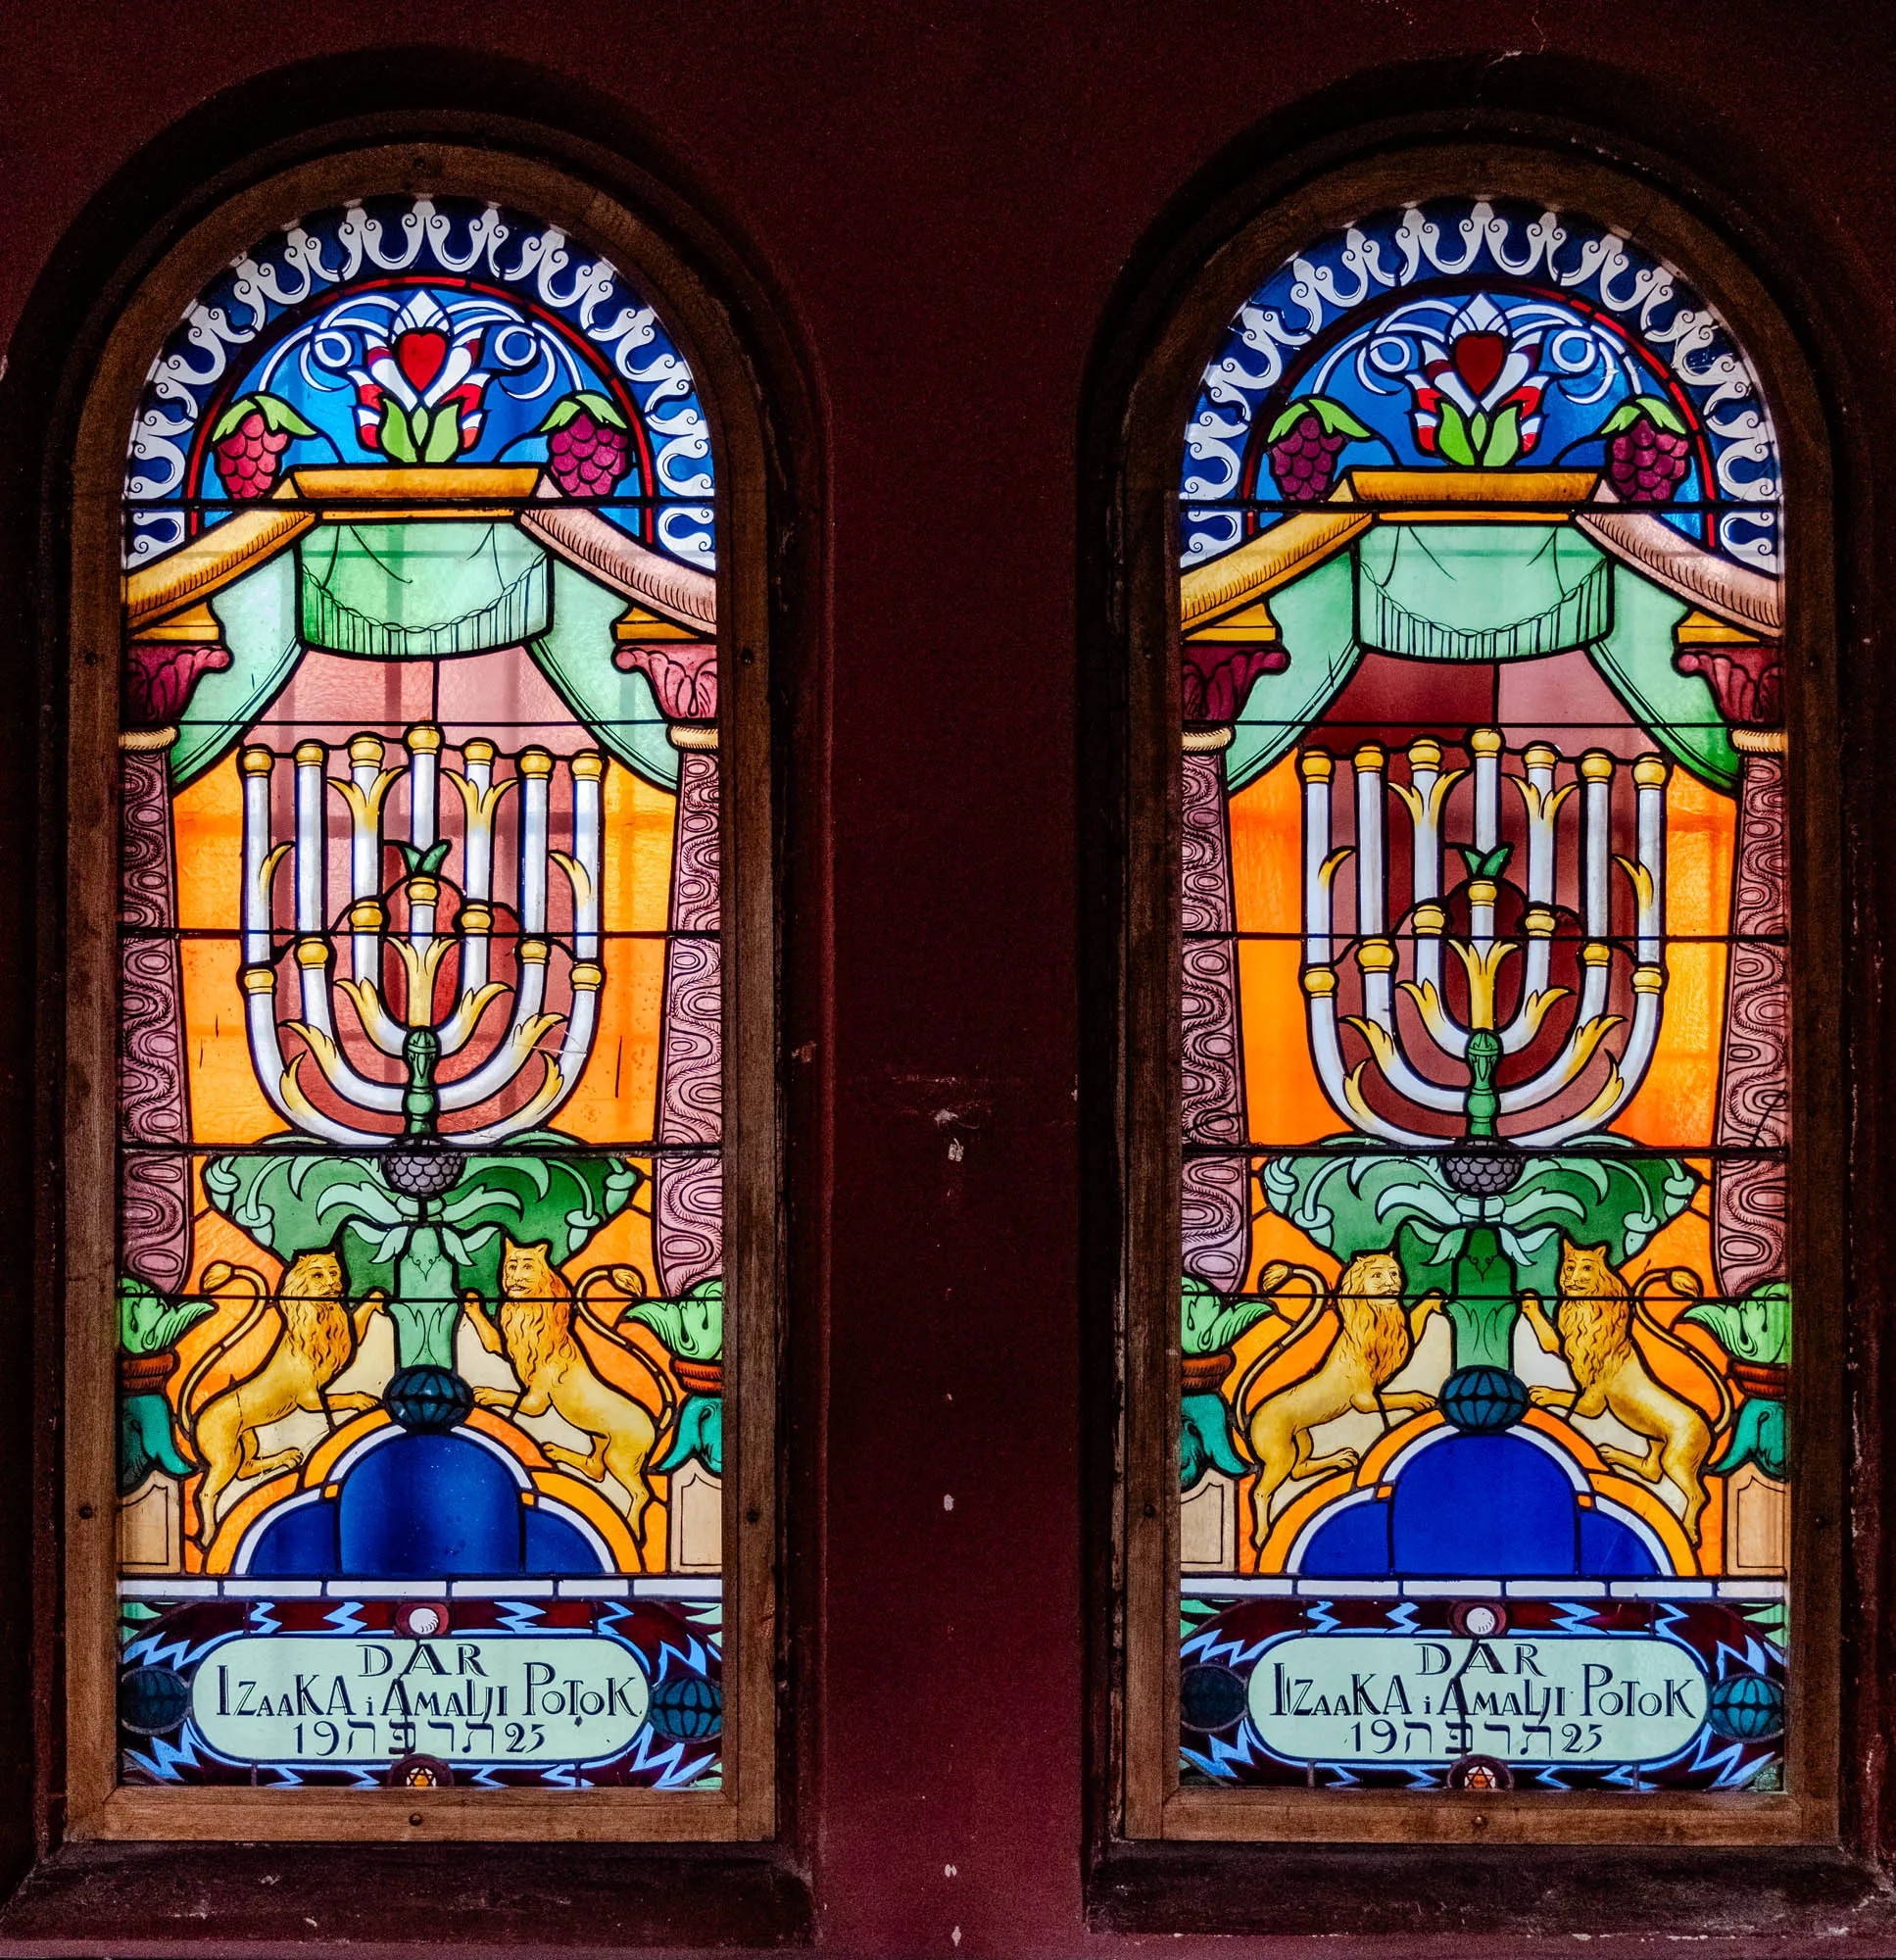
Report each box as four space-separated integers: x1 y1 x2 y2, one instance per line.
403 1028 442 1135
1465 1029 1501 1138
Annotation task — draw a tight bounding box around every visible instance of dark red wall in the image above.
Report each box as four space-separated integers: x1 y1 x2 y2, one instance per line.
2 5 1895 1955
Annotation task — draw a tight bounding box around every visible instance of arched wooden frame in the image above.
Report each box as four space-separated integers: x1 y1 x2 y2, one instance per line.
63 147 781 1843
1109 147 1841 1846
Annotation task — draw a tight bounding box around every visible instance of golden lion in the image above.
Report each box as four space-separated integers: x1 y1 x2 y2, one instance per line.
180 1250 385 1546
1521 1238 1728 1544
1237 1250 1443 1548
464 1238 675 1539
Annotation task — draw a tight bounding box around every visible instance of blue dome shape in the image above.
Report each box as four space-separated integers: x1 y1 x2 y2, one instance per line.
240 1429 618 1579
337 1433 525 1576
1388 1435 1580 1576
1291 1430 1667 1581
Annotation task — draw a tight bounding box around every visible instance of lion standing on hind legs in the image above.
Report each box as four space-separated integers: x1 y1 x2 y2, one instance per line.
1521 1238 1727 1546
1236 1250 1444 1551
179 1250 386 1549
464 1237 675 1547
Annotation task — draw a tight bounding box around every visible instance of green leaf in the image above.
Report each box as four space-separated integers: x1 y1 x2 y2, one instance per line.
378 397 419 465
1266 395 1373 444
1594 394 1691 438
204 1137 641 1313
1457 843 1514 880
257 394 318 438
419 840 452 875
1483 402 1523 467
210 397 258 444
654 1394 722 1475
420 400 463 465
1259 1143 1698 1303
1435 400 1477 467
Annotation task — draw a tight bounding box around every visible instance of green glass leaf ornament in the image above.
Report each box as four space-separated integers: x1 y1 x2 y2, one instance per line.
1483 402 1524 467
1264 396 1373 445
209 392 318 444
1180 1273 1280 1356
1594 394 1691 438
654 1393 722 1476
203 1137 640 1314
1259 1144 1698 1301
1457 844 1514 880
421 400 463 464
536 389 632 434
1434 399 1478 468
1181 1394 1249 1489
378 396 420 465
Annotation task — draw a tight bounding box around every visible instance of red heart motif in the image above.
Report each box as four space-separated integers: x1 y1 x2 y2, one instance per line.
394 329 449 394
1450 330 1508 401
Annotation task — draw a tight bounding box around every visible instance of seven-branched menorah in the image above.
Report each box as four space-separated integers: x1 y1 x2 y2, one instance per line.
1299 728 1671 1147
238 722 605 1146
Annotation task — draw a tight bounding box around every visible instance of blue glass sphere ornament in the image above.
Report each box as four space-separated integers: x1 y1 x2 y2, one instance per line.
120 1663 191 1736
1179 1663 1250 1734
648 1673 723 1740
1707 1671 1784 1741
1438 1365 1531 1435
384 1364 474 1433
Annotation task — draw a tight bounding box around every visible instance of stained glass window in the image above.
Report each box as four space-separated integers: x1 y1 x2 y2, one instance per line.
1173 200 1791 1796
113 196 731 1796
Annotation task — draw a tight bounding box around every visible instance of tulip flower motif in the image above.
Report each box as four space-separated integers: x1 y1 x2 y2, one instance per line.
349 292 492 465
1406 295 1547 468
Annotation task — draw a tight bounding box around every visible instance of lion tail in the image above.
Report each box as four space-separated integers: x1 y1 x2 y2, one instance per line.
1633 1268 1734 1434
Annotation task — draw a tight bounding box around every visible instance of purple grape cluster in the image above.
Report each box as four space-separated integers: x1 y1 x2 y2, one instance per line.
1607 414 1691 504
214 410 290 501
1268 411 1346 504
548 410 630 499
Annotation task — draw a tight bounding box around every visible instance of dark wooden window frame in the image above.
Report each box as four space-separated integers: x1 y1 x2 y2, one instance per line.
65 143 781 1847
0 78 824 1948
1080 122 1896 1940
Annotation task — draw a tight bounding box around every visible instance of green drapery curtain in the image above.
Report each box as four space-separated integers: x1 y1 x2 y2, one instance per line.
1226 528 1740 795
177 521 681 793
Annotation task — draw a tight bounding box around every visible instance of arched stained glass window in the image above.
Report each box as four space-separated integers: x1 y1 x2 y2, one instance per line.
71 165 776 1838
1126 180 1827 1837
